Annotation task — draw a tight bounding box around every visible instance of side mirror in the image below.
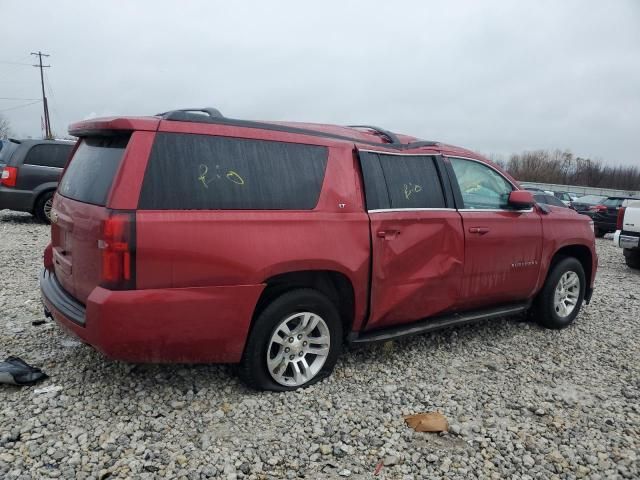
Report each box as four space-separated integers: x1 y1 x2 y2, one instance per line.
508 190 534 209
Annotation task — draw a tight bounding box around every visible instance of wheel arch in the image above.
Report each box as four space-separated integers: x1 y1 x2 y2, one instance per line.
252 270 355 340
547 244 594 302
32 184 57 212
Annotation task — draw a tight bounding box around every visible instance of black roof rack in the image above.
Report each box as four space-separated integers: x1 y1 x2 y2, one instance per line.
155 107 438 150
347 125 400 144
158 108 224 121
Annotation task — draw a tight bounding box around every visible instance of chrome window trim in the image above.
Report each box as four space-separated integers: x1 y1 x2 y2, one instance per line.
358 149 439 157
458 208 534 213
369 208 456 213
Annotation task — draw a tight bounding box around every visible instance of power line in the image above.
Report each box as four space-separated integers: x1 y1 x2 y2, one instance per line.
0 60 32 66
0 55 32 81
0 100 41 113
0 97 41 101
31 51 52 139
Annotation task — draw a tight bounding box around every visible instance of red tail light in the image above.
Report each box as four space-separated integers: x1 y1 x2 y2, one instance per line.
589 205 607 213
616 207 626 230
1 166 18 187
99 211 136 290
43 243 54 270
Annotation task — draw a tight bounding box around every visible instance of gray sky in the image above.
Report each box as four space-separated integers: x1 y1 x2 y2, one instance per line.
1 0 639 164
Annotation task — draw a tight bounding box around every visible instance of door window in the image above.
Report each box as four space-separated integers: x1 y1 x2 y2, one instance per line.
449 158 514 209
358 152 446 210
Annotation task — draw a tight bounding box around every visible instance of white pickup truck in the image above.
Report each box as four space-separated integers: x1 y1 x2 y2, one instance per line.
614 200 640 269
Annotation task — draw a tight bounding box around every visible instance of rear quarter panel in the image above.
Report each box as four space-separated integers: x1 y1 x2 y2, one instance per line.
122 127 372 331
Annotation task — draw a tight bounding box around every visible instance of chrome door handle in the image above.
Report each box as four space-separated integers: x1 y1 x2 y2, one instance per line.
377 230 400 239
469 227 490 234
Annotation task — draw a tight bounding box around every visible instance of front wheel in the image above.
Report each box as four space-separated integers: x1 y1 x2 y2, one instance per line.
624 248 640 269
532 257 586 329
239 289 342 391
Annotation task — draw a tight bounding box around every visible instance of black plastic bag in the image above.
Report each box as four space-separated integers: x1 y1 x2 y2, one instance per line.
0 356 48 385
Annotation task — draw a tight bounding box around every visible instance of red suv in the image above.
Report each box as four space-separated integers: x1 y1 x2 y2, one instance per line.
41 108 597 391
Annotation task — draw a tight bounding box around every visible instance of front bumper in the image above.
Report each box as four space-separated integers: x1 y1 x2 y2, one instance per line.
40 269 265 363
613 230 640 249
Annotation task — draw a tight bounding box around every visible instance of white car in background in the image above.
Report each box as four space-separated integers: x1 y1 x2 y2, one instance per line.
613 200 640 269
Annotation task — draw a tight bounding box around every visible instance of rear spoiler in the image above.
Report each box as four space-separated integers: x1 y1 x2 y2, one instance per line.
69 117 160 137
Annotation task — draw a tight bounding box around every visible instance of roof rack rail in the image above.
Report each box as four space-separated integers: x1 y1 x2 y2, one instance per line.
158 107 224 121
151 108 437 149
347 125 401 145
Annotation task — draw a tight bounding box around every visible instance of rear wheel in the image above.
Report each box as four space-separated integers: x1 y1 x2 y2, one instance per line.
34 191 54 224
594 226 605 238
623 248 640 269
532 257 586 329
240 289 342 391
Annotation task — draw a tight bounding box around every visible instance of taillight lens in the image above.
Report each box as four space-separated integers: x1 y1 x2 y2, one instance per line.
43 243 54 270
589 205 607 213
1 166 18 187
616 207 626 231
99 211 135 290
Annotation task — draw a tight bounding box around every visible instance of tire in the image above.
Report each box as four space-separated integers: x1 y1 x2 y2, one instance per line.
594 227 605 238
532 257 586 329
623 249 640 269
239 289 343 391
34 191 54 224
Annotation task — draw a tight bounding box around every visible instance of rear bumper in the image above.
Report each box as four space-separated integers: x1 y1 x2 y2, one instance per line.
0 186 34 212
40 269 265 363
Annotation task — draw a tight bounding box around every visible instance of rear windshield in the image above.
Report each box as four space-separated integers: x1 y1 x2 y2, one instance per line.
58 135 129 206
0 140 18 165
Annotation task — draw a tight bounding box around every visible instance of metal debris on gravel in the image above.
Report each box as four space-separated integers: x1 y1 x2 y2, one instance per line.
1 210 638 479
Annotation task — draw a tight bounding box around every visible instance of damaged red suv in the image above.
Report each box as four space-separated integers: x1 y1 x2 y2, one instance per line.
41 108 597 391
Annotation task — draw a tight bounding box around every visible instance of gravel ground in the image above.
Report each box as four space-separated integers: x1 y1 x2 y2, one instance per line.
0 209 638 479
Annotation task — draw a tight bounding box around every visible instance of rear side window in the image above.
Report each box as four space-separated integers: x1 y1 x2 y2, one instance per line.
58 136 130 206
138 133 328 210
24 143 74 168
358 152 446 210
603 198 623 207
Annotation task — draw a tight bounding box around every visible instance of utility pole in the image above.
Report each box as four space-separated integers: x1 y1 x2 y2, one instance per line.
31 51 52 139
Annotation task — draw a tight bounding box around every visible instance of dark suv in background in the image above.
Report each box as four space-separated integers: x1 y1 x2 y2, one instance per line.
0 139 75 222
587 195 640 237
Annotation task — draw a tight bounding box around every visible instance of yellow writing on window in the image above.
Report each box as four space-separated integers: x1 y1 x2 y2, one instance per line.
198 164 245 188
403 183 423 200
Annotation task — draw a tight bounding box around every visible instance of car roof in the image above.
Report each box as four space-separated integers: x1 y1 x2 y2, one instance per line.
68 107 516 183
9 138 75 147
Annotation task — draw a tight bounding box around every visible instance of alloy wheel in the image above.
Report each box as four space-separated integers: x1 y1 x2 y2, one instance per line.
266 312 331 387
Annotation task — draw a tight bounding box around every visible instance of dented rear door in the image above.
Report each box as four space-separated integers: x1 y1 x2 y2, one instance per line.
359 150 464 330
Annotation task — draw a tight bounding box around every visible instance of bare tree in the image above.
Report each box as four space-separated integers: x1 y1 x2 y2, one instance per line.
505 149 640 191
0 114 11 139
